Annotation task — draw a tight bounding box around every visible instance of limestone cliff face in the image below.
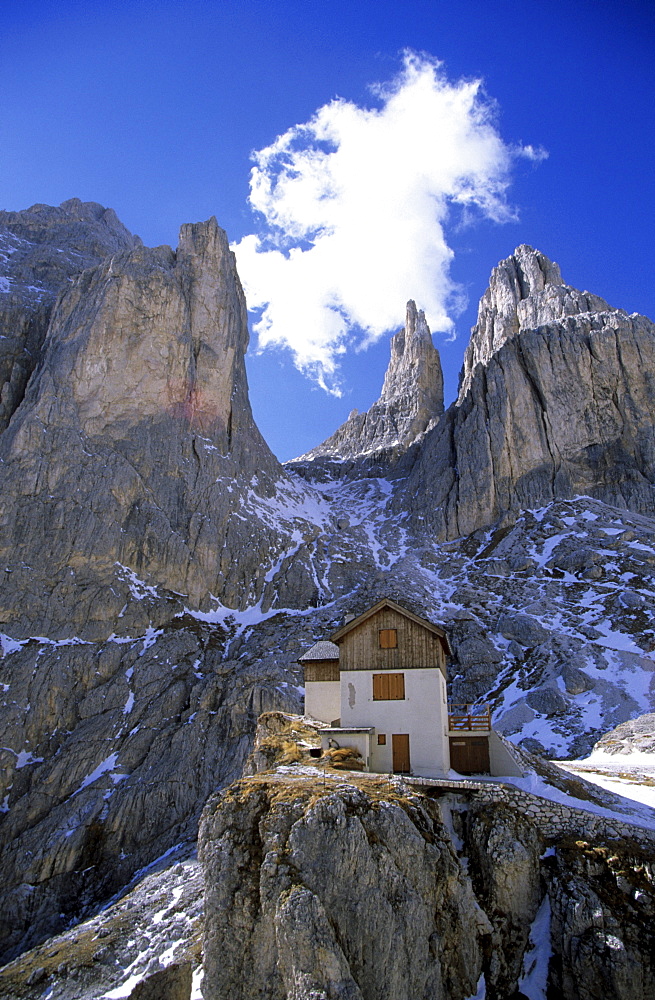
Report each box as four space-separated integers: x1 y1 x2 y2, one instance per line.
399 250 655 538
0 215 327 634
457 244 610 402
0 199 139 432
199 776 491 1000
294 300 443 464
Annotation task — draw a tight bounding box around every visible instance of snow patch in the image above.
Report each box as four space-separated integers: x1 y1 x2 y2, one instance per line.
73 753 120 795
518 895 552 999
15 750 44 769
115 563 160 600
102 970 148 999
0 634 22 657
152 885 184 925
465 974 486 999
140 627 163 655
190 966 204 1000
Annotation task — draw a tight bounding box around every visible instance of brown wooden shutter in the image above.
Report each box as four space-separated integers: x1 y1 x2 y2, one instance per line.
373 673 404 700
379 628 398 649
373 673 387 699
389 672 405 699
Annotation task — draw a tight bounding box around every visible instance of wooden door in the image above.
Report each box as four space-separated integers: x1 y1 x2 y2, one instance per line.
392 734 410 773
449 737 490 775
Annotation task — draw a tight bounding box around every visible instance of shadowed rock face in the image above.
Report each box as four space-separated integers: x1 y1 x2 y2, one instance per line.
294 299 444 464
0 199 139 431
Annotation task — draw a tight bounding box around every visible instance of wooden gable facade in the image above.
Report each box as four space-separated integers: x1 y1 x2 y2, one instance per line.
330 598 449 674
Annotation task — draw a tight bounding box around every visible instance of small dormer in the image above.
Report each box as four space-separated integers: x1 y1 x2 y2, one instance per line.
298 640 341 725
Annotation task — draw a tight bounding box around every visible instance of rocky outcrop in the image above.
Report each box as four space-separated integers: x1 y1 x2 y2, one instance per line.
458 244 610 401
398 250 655 538
592 713 655 755
199 772 655 1000
293 300 443 466
0 199 139 431
199 775 491 1000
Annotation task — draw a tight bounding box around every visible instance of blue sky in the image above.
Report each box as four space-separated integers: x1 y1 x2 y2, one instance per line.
2 0 654 460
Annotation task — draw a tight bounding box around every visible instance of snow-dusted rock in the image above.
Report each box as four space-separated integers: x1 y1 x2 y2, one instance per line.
292 299 443 466
458 244 610 402
593 713 655 756
498 613 549 647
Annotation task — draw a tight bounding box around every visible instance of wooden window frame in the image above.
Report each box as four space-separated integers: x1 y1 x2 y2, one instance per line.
372 672 405 700
379 628 398 649
377 733 386 745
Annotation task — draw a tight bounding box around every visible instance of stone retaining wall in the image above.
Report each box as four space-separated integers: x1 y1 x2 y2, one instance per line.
405 775 655 851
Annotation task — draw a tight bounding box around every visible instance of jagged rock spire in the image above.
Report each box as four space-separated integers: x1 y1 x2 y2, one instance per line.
457 245 610 402
294 300 444 463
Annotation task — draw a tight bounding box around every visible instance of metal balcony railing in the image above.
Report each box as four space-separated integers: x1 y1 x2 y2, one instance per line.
447 704 491 731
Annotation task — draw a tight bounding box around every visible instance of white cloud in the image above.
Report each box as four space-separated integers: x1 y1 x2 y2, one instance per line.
232 51 545 393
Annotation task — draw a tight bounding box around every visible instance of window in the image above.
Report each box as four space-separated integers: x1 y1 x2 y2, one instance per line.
377 733 386 745
379 628 397 649
373 673 405 700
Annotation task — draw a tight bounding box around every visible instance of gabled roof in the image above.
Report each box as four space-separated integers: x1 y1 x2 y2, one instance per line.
330 597 452 653
298 640 340 662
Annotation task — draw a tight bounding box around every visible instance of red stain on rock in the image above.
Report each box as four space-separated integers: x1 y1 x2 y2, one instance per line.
167 377 223 435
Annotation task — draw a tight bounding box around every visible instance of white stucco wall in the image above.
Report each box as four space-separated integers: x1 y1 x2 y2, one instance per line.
488 730 524 777
305 680 341 725
340 668 450 778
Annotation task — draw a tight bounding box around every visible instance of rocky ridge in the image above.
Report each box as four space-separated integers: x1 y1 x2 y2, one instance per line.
292 299 443 469
592 712 655 756
457 243 610 402
394 247 655 539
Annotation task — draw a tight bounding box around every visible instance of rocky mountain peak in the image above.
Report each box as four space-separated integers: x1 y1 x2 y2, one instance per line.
457 244 611 401
293 299 444 465
379 298 440 406
0 198 141 432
